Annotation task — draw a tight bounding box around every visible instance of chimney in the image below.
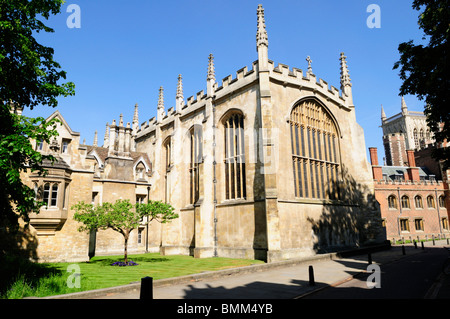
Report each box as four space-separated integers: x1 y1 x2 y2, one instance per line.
369 147 383 180
406 149 420 182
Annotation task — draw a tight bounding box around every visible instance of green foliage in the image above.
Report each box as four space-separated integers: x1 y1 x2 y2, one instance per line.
0 0 75 109
0 0 75 230
393 0 450 169
0 113 60 229
136 199 179 224
72 199 178 262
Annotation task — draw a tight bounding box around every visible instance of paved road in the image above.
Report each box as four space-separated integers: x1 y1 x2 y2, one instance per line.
90 241 449 300
39 240 449 300
303 244 449 299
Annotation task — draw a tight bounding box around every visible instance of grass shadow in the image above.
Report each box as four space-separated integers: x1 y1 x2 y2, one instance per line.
0 254 63 298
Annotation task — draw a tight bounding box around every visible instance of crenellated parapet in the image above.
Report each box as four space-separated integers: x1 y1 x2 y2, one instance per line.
269 60 350 109
135 52 353 141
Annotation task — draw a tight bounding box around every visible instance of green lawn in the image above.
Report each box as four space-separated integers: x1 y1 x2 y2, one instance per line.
1 253 265 299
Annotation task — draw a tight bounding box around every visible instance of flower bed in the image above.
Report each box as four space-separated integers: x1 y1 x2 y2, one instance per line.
110 260 139 266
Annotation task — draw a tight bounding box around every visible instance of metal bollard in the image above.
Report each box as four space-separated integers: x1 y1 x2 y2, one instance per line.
414 241 417 249
140 276 153 299
447 238 449 245
402 245 406 255
421 241 425 250
309 265 315 286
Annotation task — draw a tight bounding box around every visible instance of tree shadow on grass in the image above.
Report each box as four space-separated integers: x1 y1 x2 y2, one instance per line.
0 222 64 298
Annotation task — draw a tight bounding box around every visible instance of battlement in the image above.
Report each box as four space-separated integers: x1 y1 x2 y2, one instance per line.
135 54 352 140
215 60 258 94
270 61 347 105
375 178 443 187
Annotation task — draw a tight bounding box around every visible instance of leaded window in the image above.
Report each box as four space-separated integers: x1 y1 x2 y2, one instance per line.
290 99 340 199
224 113 246 200
190 125 202 204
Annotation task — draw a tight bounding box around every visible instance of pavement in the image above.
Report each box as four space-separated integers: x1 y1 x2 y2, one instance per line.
39 239 450 300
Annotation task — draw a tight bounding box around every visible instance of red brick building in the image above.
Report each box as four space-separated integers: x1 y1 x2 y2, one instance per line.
369 147 449 242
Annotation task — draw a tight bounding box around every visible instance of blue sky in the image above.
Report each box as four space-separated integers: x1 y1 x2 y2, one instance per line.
24 0 427 163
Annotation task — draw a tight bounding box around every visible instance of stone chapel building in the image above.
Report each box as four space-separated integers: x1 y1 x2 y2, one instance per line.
22 5 384 263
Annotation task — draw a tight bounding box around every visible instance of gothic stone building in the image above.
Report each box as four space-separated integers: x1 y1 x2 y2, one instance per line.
23 5 384 263
20 111 152 262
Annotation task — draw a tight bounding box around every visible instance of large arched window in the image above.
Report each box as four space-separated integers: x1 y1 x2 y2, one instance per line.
224 112 246 200
290 99 340 199
190 125 202 204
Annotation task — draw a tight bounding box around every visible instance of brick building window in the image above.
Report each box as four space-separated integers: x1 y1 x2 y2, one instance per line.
224 113 246 200
400 218 410 232
414 218 424 231
414 195 423 209
442 218 449 231
290 99 339 200
439 195 445 208
388 195 398 209
401 195 410 209
189 125 202 204
427 195 435 208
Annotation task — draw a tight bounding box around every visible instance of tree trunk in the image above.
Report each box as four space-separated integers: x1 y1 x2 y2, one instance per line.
124 233 129 263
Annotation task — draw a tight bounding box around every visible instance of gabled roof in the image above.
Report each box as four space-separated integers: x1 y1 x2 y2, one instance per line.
381 166 434 181
46 110 80 136
86 146 152 170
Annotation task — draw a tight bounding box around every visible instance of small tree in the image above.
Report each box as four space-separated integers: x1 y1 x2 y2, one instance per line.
72 199 178 263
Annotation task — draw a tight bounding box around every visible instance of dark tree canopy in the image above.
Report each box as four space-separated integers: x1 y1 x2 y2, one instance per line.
0 0 75 230
393 0 450 169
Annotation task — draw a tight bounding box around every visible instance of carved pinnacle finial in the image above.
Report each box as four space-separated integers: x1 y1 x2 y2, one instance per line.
401 96 408 114
93 130 98 147
381 105 386 122
306 56 313 75
339 52 351 87
158 86 164 109
104 122 109 147
119 113 124 126
256 4 268 49
176 74 183 99
207 54 215 81
133 103 139 123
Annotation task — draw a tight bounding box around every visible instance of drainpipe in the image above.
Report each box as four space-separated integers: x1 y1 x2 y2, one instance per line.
212 98 218 257
397 187 402 237
146 185 150 253
435 188 442 236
